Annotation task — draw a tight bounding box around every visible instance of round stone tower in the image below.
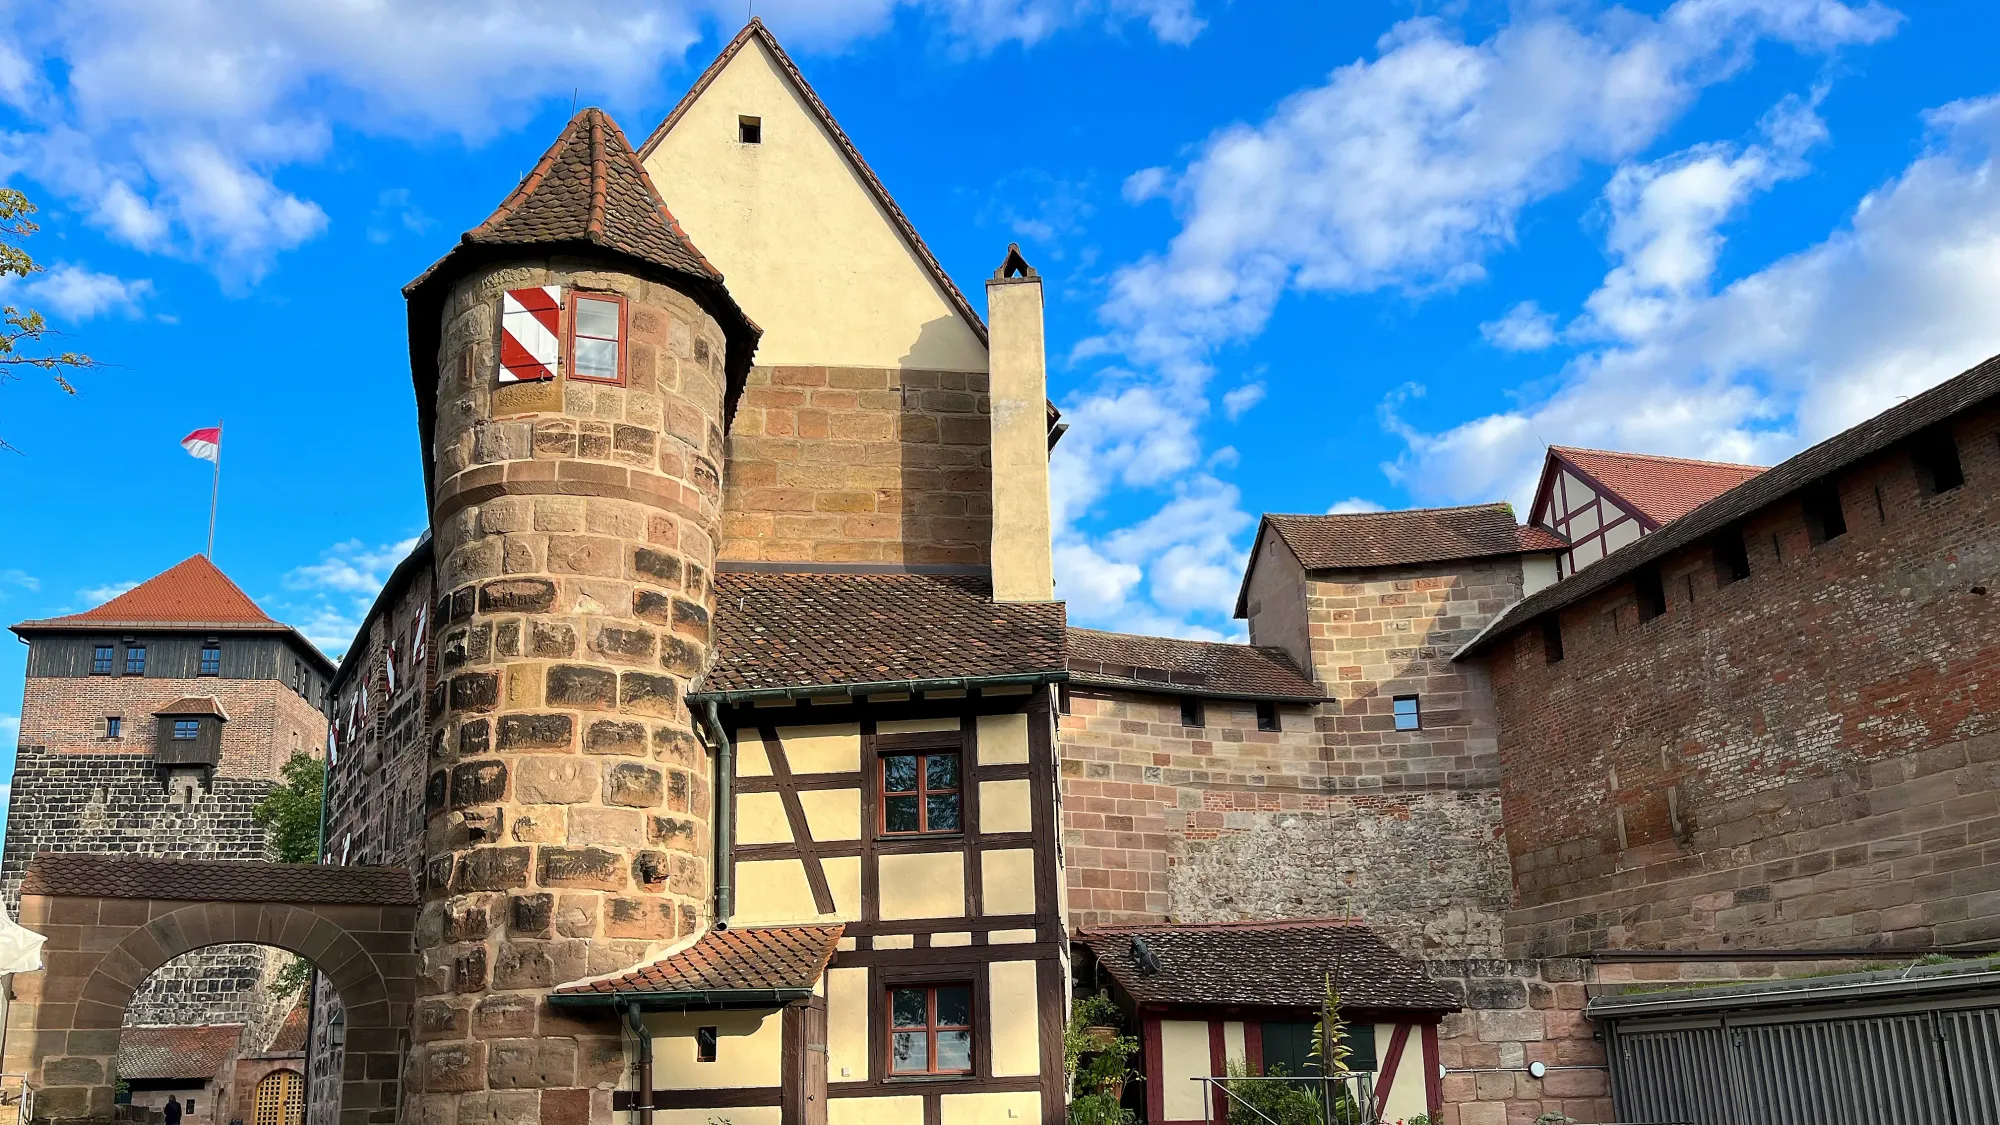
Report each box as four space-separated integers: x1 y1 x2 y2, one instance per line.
400 108 757 1123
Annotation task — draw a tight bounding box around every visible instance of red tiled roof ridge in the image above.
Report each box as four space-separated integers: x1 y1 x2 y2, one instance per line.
636 18 989 348
1081 916 1366 935
115 1023 247 1080
153 696 230 720
24 555 277 628
1268 502 1512 521
1550 445 1768 471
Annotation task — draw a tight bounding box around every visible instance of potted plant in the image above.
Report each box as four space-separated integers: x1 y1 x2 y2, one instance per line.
1066 993 1138 1125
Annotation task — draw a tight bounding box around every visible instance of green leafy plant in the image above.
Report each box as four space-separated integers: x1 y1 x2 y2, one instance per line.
0 188 94 452
254 752 327 864
1309 974 1354 1078
1535 1113 1575 1125
1223 1060 1328 1125
1066 994 1136 1125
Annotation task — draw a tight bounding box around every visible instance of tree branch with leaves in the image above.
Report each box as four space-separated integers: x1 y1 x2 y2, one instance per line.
1 188 94 451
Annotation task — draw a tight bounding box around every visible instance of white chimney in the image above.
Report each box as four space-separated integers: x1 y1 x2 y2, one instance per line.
985 245 1055 602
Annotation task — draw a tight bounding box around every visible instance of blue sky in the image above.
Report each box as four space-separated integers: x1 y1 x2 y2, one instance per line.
4 0 2000 813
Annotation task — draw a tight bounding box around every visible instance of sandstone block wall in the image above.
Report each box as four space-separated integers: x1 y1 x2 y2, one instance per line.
17 674 325 781
1426 958 1606 1125
413 260 728 1123
1058 689 1512 956
718 365 991 566
1485 403 2000 957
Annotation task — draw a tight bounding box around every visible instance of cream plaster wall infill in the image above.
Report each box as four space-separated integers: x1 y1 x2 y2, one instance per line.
939 1092 1042 1125
643 37 988 370
986 960 1040 1077
1222 1021 1248 1070
1160 1020 1212 1121
988 928 1037 944
878 851 965 918
1522 554 1559 596
931 931 972 947
823 855 862 918
975 713 1030 765
736 792 793 845
732 858 820 924
776 723 862 773
980 848 1037 916
874 934 917 949
986 273 1055 603
831 1095 924 1125
826 966 870 1082
798 787 862 840
734 733 772 776
657 1109 781 1125
978 779 1033 834
880 716 962 736
1374 1024 1429 1122
643 1008 784 1088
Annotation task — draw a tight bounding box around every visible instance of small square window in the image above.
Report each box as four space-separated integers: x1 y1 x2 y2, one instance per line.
106 717 123 739
1634 567 1667 622
125 645 147 676
172 719 200 741
568 293 625 383
739 115 762 144
92 645 114 675
1180 697 1204 728
1255 701 1280 732
1392 696 1421 732
888 984 973 1075
695 1026 718 1063
881 752 961 835
1802 482 1847 545
199 644 222 676
1911 428 1965 495
1542 617 1564 664
1713 531 1751 585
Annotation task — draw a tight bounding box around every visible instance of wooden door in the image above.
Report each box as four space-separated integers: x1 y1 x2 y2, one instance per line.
784 998 829 1125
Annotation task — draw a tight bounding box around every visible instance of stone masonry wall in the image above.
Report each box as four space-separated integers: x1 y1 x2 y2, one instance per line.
17 674 325 781
718 365 991 566
1057 688 1512 957
414 258 727 1125
1485 402 2000 957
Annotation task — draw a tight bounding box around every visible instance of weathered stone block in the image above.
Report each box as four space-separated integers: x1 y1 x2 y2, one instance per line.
450 672 502 713
510 893 553 936
497 714 575 751
604 762 664 807
583 720 647 756
451 761 509 808
455 848 531 892
516 757 597 805
539 847 627 891
480 578 557 614
619 672 678 716
545 665 618 710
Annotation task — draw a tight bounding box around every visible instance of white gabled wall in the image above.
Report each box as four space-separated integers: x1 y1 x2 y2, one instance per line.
643 37 989 371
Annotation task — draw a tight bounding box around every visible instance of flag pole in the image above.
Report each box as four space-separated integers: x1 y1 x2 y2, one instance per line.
207 420 222 558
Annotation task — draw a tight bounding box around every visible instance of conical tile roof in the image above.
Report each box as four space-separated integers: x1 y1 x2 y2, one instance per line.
20 555 275 628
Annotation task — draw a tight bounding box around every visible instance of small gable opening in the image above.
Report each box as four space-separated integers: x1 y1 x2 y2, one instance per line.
738 115 762 144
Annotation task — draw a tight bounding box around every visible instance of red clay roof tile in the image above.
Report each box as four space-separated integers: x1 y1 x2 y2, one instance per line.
1550 446 1768 527
554 924 844 997
1080 920 1456 1012
20 556 277 630
1264 505 1566 573
116 1024 245 1080
1066 628 1321 701
20 855 417 906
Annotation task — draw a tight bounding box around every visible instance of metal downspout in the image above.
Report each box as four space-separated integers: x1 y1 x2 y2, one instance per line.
624 1002 654 1125
702 699 734 929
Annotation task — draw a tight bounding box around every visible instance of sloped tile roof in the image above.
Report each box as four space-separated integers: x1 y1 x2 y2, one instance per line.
20 855 418 906
1460 353 2000 659
1268 506 1566 571
265 996 310 1054
116 1024 244 1080
1081 920 1456 1012
17 556 277 629
554 924 844 998
1551 446 1767 527
1067 628 1322 701
152 696 230 720
696 571 1067 697
637 19 988 349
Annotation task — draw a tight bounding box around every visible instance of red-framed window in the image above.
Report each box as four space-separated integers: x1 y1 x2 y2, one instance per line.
887 984 973 1075
880 751 961 835
567 291 626 384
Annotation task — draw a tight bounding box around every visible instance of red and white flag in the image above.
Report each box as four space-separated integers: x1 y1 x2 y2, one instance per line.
499 287 561 382
181 427 221 462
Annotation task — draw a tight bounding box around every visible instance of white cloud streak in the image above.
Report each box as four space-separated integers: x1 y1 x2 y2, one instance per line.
6 263 153 319
278 536 423 654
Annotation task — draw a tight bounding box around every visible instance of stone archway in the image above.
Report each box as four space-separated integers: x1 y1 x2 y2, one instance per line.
4 855 416 1125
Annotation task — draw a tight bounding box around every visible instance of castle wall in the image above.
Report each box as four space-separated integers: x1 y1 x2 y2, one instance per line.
1482 402 2000 958
719 365 991 566
17 672 324 780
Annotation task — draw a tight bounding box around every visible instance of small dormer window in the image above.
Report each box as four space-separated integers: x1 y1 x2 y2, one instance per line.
172 720 200 741
738 115 762 144
568 293 625 384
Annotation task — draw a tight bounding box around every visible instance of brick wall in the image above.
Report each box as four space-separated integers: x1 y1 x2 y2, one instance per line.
1426 958 1605 1125
718 365 991 566
17 674 324 780
1482 402 2000 957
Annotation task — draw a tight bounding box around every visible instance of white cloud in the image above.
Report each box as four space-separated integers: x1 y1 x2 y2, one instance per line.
1220 382 1265 419
1052 0 1894 638
0 570 38 595
1 0 1200 281
1326 497 1386 515
75 579 139 605
1481 300 1557 350
1392 91 2000 508
278 535 423 654
7 263 153 319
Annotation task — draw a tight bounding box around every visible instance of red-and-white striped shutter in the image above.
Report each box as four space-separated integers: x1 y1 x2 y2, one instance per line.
499 286 561 382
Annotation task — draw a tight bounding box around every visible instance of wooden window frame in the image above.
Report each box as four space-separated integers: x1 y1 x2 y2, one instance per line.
1392 695 1421 732
1180 697 1205 728
565 290 627 385
124 645 146 676
199 644 222 677
171 719 200 741
106 716 122 739
91 645 114 675
884 982 975 1077
878 749 963 837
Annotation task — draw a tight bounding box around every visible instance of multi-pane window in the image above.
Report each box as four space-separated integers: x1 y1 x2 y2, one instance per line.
106 717 122 739
172 719 200 741
1392 695 1421 731
881 752 961 835
888 985 973 1075
199 644 222 676
92 645 114 674
125 645 147 675
569 293 625 382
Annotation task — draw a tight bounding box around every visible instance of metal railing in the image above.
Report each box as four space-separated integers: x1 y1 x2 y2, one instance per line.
1191 1072 1380 1125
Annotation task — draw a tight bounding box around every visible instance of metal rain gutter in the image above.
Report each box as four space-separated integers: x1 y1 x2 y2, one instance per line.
550 987 815 1010
699 699 734 927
